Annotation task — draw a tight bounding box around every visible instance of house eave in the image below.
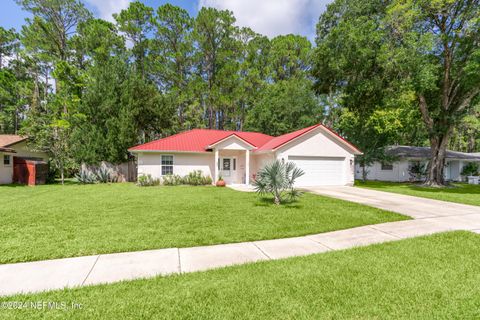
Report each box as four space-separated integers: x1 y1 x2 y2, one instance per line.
129 150 211 154
206 134 257 150
270 125 362 155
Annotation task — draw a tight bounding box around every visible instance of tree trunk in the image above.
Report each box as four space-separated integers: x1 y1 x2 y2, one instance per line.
60 161 65 185
418 94 455 188
208 106 213 129
362 164 368 182
424 131 451 187
274 190 281 205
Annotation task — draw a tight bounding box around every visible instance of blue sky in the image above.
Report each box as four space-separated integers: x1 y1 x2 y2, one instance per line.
1 0 332 41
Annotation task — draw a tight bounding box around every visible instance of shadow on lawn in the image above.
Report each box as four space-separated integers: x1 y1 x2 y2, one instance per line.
0 179 80 188
0 183 31 188
356 180 480 195
254 197 302 208
407 184 480 195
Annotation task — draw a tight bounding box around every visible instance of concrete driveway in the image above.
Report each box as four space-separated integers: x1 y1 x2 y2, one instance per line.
305 186 480 219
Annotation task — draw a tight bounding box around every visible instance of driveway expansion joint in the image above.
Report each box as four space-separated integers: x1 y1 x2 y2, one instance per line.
251 242 272 260
305 236 334 250
367 225 402 239
81 255 100 286
177 248 182 274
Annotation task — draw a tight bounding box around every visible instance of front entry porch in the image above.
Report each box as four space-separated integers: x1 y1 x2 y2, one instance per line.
214 149 250 185
209 135 253 185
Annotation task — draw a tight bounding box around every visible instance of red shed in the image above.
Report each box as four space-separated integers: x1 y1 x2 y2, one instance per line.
13 157 48 186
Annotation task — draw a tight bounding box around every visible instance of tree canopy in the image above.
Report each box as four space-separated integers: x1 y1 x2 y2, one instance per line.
1 0 479 185
313 0 480 185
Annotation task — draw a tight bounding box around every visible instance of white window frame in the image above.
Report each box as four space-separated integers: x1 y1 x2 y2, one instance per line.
3 154 11 166
161 154 174 176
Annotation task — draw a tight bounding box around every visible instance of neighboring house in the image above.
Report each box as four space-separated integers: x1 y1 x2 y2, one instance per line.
355 145 480 182
129 124 362 187
0 135 49 184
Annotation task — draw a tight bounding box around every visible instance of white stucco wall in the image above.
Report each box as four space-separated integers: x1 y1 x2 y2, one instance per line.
275 128 356 186
355 159 467 182
447 161 460 181
250 153 275 180
0 141 48 184
137 152 215 180
355 161 410 182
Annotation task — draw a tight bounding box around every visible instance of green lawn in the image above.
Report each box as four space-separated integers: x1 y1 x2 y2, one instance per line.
1 231 479 319
0 183 406 264
356 180 480 206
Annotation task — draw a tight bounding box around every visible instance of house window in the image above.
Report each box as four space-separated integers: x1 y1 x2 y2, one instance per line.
381 163 393 171
3 155 11 166
233 158 236 170
161 155 173 175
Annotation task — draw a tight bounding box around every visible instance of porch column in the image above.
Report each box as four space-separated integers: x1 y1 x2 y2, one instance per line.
214 148 219 183
245 149 250 185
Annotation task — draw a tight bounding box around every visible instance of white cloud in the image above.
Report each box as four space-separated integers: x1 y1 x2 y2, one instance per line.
83 0 132 22
198 0 331 40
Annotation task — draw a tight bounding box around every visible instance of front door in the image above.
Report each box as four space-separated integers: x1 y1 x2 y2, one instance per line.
221 157 236 184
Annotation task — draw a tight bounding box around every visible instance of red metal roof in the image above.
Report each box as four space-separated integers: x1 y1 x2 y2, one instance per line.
128 129 274 152
255 124 321 151
256 124 361 153
128 125 361 154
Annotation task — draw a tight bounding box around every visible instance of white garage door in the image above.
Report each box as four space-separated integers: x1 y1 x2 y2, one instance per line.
288 156 345 186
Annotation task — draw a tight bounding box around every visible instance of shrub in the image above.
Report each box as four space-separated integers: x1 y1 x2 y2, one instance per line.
137 174 160 186
253 160 304 205
461 162 479 177
75 167 97 184
408 161 426 181
183 170 210 186
162 174 183 186
203 175 213 185
162 171 212 186
95 164 117 183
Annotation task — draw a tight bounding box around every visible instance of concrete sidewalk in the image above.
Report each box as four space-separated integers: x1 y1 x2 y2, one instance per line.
1 212 480 297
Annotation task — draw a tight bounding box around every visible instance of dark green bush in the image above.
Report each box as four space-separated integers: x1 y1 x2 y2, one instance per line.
461 162 479 176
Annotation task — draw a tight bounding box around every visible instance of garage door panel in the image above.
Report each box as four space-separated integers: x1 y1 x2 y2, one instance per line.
288 156 345 187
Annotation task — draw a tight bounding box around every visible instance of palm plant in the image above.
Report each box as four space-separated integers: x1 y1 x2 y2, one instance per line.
253 160 305 205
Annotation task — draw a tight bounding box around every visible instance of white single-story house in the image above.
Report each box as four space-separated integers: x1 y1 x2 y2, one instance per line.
129 124 362 187
0 135 49 184
355 145 480 182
